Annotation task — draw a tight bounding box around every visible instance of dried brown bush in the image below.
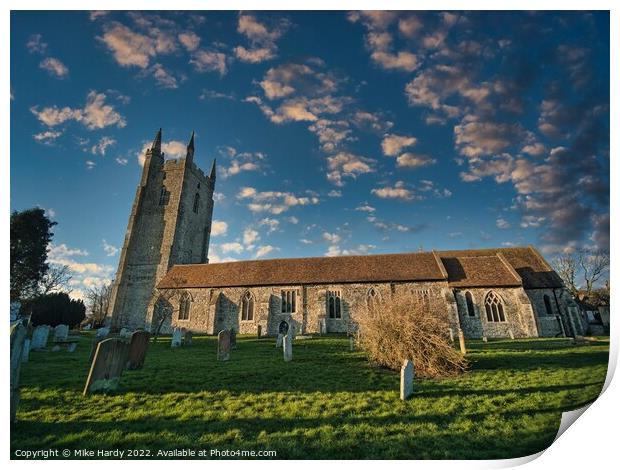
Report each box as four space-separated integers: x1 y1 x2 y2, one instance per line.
355 292 468 378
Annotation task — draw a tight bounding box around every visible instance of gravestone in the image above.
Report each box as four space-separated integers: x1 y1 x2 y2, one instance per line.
83 338 129 395
319 318 327 335
51 345 61 352
508 329 515 340
458 329 467 354
184 331 193 346
31 325 49 350
171 328 183 348
10 301 21 321
96 327 110 339
66 343 77 352
21 339 31 363
11 323 27 422
53 324 69 342
349 336 355 351
482 335 488 343
217 330 231 361
89 333 111 363
276 333 283 348
257 325 262 338
400 359 414 400
230 328 237 349
127 331 150 370
283 335 292 362
448 327 454 343
119 328 132 339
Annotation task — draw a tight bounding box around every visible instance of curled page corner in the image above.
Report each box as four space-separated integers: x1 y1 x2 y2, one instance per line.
554 404 591 442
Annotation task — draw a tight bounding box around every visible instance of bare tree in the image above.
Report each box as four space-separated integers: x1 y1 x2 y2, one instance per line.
578 248 610 297
553 254 579 295
86 282 113 328
38 264 72 295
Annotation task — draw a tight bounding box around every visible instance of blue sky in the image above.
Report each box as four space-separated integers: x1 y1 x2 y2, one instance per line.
10 11 609 299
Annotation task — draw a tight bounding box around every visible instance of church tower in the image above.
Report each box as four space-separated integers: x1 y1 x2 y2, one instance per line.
106 129 216 330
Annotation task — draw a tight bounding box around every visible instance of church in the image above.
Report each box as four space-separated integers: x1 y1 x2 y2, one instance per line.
107 130 586 339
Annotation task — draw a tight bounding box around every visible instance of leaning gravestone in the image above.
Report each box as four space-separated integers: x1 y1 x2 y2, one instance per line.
217 330 231 361
171 328 183 348
400 359 414 400
276 333 283 348
184 331 193 346
53 324 69 342
21 339 31 363
11 323 27 422
127 331 150 370
283 334 293 362
31 325 49 350
230 328 237 349
509 329 515 340
458 329 467 354
83 338 129 395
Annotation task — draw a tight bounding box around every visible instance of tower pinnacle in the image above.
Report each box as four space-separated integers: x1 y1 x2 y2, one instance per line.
151 128 162 153
209 159 217 181
186 131 195 162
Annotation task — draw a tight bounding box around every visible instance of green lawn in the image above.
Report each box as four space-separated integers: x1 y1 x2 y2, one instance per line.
11 334 609 459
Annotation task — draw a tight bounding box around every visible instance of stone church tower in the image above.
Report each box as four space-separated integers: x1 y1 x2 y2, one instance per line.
106 129 216 330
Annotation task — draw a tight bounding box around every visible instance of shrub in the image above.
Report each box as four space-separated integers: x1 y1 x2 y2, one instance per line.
355 291 467 378
29 292 86 328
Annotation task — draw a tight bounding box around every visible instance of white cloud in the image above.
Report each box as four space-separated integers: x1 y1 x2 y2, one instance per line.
220 242 244 254
115 157 129 165
102 239 119 256
234 14 289 63
137 139 186 166
328 190 342 198
150 63 179 89
259 218 280 233
370 51 419 72
178 31 201 51
371 181 417 201
26 34 47 54
355 204 376 213
85 160 96 170
237 187 319 214
33 130 62 144
327 152 375 186
39 57 69 78
31 91 126 130
322 232 342 244
90 136 116 155
211 220 228 236
396 153 437 168
190 50 227 75
381 133 417 156
243 228 260 248
255 245 277 258
496 218 510 229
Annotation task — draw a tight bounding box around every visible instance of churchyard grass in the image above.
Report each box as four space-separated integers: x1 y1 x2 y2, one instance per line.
12 334 608 459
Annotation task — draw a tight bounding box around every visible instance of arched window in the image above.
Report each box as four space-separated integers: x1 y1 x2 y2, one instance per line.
543 294 553 315
465 292 475 317
484 291 505 322
367 287 380 311
241 291 254 321
326 290 342 319
178 293 191 320
193 193 200 213
281 290 297 313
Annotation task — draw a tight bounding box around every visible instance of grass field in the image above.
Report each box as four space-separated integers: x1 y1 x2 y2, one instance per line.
11 333 609 459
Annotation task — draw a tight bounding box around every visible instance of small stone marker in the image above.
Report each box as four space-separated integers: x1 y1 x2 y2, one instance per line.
21 339 31 363
458 329 467 354
449 327 454 343
283 335 292 362
96 327 110 339
217 330 231 361
319 318 326 335
31 325 49 350
171 328 183 348
83 338 129 395
51 345 61 352
11 323 27 422
349 336 355 351
66 342 77 352
184 331 193 346
509 329 515 340
257 325 262 338
400 359 414 400
482 335 488 343
53 324 69 342
230 328 237 349
276 333 283 348
127 331 150 370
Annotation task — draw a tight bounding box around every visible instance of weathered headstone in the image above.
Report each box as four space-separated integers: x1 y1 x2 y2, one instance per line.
21 339 31 363
482 335 488 343
171 328 183 348
400 359 414 400
66 342 77 353
119 328 132 339
96 327 110 339
31 325 49 350
83 338 129 395
53 324 69 342
51 345 61 352
11 323 27 422
230 328 237 349
319 318 327 335
184 331 193 346
257 325 262 338
89 334 110 363
283 334 292 362
10 301 21 321
508 329 515 340
217 330 231 361
458 329 467 354
448 327 454 343
276 333 283 348
127 331 150 370
349 336 355 351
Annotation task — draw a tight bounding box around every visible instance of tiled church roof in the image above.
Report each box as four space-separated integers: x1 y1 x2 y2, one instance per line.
158 246 564 290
